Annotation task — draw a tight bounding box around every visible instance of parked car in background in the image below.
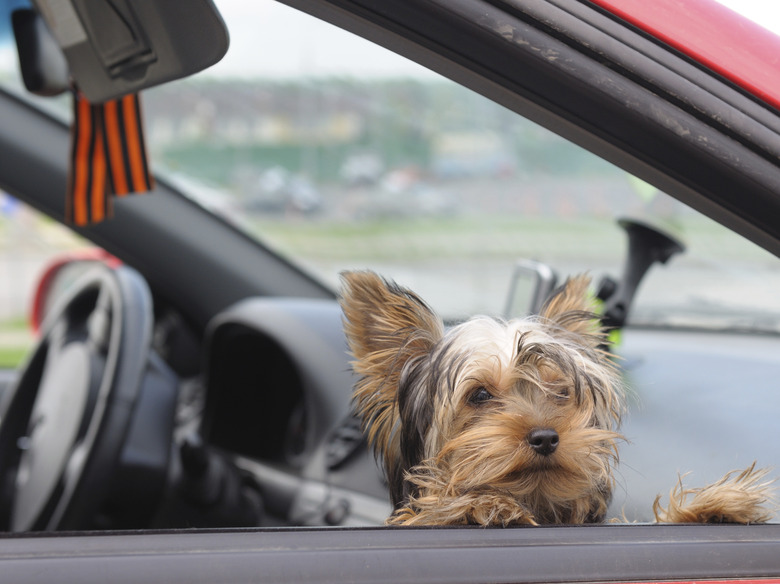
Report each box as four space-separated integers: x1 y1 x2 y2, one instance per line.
0 0 780 582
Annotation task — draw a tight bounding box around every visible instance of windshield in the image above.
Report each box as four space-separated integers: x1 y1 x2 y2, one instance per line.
2 0 780 332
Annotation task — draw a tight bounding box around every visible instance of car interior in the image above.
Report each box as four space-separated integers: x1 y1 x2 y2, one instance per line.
0 0 779 539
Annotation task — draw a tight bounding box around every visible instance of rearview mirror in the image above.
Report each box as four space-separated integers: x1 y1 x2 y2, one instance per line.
12 8 69 96
22 0 228 102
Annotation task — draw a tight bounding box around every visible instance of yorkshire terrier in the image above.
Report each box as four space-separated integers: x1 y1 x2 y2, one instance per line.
339 270 774 526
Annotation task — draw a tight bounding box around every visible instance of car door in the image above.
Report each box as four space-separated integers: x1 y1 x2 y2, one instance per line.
2 524 780 583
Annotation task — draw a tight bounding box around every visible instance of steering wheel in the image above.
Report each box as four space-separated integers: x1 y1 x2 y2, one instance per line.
0 264 154 531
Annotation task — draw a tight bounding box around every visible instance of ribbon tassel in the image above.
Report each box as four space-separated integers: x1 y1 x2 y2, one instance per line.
67 91 154 226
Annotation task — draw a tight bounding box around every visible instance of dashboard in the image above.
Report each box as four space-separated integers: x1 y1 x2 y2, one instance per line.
201 297 390 526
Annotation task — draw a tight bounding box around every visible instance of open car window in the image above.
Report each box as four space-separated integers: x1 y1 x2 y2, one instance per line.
132 1 780 331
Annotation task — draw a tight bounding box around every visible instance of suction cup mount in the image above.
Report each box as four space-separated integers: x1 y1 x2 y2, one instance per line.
598 218 685 331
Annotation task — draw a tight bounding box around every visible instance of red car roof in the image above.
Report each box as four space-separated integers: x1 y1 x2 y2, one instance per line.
590 0 780 111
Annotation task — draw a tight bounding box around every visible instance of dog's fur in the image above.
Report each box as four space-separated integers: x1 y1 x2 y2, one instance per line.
339 270 774 526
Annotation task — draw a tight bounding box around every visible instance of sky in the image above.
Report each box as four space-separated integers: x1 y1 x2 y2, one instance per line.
207 0 435 79
714 0 780 34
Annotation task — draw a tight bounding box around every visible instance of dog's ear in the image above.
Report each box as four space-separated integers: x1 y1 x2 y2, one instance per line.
339 271 443 477
340 270 443 368
539 274 602 340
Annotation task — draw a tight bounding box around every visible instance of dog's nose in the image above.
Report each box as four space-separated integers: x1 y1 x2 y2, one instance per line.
527 428 559 456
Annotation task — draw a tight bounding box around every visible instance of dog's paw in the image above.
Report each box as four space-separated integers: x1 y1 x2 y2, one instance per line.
387 491 538 526
653 462 776 524
386 506 423 525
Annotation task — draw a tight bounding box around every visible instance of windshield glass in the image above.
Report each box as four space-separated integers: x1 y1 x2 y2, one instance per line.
2 0 780 332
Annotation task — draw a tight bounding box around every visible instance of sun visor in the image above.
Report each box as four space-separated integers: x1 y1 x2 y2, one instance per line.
29 0 229 103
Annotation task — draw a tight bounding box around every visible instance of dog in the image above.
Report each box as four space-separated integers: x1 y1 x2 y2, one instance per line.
339 270 774 526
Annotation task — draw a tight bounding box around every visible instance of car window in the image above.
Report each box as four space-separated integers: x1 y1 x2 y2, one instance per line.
135 0 780 331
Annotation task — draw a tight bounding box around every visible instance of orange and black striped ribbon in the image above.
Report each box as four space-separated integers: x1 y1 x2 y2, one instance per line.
66 91 154 226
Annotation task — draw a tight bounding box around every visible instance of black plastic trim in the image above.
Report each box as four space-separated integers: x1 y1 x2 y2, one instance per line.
499 0 780 160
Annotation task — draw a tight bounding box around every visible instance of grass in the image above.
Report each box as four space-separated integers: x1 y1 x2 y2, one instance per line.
0 346 31 369
248 214 628 263
246 212 776 269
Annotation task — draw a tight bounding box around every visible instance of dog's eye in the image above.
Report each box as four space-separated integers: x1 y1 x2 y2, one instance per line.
469 387 493 404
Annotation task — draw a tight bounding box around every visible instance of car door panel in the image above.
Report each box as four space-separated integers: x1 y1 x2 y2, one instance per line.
1 525 779 583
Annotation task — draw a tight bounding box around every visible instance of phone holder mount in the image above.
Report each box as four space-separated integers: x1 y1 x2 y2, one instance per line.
597 218 685 330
